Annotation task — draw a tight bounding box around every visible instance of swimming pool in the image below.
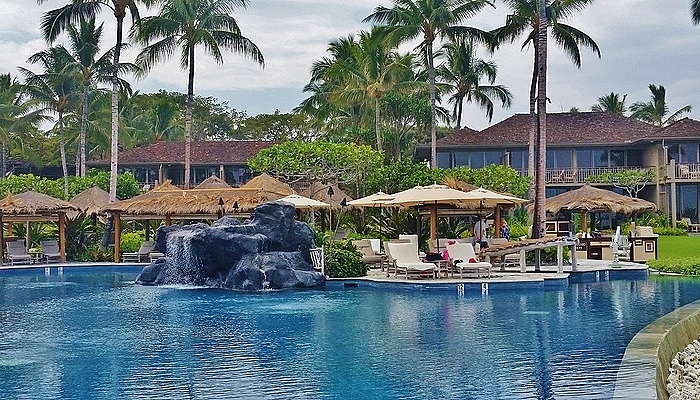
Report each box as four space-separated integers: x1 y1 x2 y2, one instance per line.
1 266 699 399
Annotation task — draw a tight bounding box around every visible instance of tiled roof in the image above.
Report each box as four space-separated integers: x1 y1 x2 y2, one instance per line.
434 112 661 148
656 118 700 139
88 140 277 165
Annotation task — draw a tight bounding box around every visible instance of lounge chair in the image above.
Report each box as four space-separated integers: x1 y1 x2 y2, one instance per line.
351 239 384 269
429 238 459 253
6 241 31 265
122 241 155 263
398 234 426 258
445 242 492 278
386 242 435 279
40 240 61 263
487 238 520 269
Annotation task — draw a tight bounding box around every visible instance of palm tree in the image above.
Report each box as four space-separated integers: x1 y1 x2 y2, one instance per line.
693 0 700 24
63 17 134 177
492 0 601 205
591 92 627 115
134 0 264 188
629 84 691 127
38 0 155 201
20 47 80 198
364 0 495 169
436 38 512 129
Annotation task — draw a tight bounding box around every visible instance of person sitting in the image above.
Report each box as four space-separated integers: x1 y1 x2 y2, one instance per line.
499 220 511 241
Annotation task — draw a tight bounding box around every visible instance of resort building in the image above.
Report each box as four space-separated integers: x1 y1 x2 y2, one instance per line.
87 140 276 189
415 112 700 227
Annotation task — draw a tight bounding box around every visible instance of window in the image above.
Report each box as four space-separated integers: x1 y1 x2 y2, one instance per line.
485 151 502 166
437 152 452 168
510 150 528 171
454 152 469 167
576 150 593 168
546 150 572 169
609 150 625 167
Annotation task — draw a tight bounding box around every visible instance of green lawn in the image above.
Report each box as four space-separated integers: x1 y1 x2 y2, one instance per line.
657 236 700 260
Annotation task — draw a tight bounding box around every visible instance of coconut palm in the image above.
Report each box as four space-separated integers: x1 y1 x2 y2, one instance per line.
436 38 512 129
133 0 264 188
363 0 495 169
693 0 700 24
591 92 627 115
492 0 601 204
20 47 80 198
62 17 135 177
38 0 155 201
629 84 692 127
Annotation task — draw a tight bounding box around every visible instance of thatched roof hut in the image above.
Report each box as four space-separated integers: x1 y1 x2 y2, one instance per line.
240 173 295 196
301 182 353 208
194 175 232 189
0 190 78 263
69 186 110 216
544 184 656 215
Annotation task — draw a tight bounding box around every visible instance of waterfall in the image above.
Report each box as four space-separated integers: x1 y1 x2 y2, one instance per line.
164 231 203 284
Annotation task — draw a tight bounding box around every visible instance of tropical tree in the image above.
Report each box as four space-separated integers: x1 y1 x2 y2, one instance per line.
693 0 700 24
20 47 80 198
134 0 264 188
629 84 692 127
0 74 47 174
492 0 601 205
363 0 495 169
436 38 512 129
591 92 627 115
62 17 134 177
39 0 155 202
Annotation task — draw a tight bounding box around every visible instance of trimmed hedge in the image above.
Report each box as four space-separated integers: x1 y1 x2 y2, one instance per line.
324 241 369 278
647 257 700 275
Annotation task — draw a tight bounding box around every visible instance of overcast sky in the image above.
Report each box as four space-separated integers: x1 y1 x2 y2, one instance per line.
0 0 698 130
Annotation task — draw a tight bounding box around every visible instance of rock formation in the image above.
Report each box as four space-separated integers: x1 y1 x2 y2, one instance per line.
135 201 325 290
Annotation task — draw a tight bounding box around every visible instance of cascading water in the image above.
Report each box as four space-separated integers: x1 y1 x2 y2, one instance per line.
164 231 203 285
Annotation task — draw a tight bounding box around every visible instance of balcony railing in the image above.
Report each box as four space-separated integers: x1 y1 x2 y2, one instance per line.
515 166 657 185
674 163 700 181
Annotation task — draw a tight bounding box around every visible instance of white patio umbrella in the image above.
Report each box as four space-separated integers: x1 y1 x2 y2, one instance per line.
387 184 481 241
348 192 395 240
278 194 331 209
463 187 528 239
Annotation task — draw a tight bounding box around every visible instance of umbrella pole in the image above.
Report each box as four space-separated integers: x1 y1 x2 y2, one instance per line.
430 204 437 242
581 212 588 233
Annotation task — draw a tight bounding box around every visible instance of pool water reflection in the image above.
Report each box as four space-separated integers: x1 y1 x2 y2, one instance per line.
0 268 699 399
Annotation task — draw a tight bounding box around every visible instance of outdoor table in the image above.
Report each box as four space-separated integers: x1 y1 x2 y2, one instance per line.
29 250 43 264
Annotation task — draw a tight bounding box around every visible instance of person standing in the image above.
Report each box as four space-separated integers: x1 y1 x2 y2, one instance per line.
500 220 511 241
473 216 489 249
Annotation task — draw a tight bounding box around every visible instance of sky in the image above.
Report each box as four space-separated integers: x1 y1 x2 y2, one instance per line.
0 0 699 130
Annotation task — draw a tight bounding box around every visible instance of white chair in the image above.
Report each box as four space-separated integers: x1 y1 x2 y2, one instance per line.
309 246 325 275
445 242 492 278
429 238 458 253
398 234 426 258
386 242 435 279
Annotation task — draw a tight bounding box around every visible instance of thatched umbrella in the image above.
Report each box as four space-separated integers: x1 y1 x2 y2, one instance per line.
543 184 656 232
301 181 353 209
0 190 79 263
240 173 295 196
69 186 110 218
194 175 232 189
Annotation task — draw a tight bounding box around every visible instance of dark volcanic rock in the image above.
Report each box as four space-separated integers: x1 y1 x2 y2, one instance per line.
135 201 325 290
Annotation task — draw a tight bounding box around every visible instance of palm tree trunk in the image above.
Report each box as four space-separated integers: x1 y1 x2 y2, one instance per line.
184 44 195 189
427 42 437 169
109 15 125 203
456 98 464 130
375 97 381 151
80 85 88 177
528 48 537 204
58 111 69 199
533 0 548 242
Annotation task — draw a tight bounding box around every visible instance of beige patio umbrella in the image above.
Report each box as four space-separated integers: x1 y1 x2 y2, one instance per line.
543 184 656 232
461 187 528 238
387 184 480 240
278 194 331 209
348 191 396 239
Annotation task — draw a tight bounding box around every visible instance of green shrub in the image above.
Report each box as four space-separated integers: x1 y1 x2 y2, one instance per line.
525 246 570 264
120 232 144 254
652 227 687 236
509 223 529 240
324 240 369 278
648 257 700 275
73 243 113 262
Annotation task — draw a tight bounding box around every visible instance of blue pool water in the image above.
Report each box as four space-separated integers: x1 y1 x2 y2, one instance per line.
1 267 699 399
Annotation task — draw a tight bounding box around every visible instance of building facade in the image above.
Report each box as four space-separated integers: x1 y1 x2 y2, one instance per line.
415 112 700 226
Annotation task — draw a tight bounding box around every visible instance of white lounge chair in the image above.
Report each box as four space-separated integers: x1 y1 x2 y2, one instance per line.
445 242 492 278
40 240 61 263
386 242 435 279
398 234 426 258
351 239 384 268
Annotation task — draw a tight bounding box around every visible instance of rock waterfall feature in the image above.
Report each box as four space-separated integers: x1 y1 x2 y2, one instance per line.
135 202 325 290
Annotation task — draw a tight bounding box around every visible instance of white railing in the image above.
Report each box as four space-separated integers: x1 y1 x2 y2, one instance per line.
675 163 700 180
